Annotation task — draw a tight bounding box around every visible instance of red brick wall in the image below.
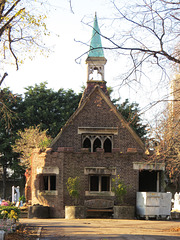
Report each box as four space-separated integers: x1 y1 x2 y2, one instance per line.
30 85 144 218
31 150 65 218
62 151 140 206
31 149 142 217
52 89 143 153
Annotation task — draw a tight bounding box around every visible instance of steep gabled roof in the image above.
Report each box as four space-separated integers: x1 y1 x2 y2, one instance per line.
50 85 145 150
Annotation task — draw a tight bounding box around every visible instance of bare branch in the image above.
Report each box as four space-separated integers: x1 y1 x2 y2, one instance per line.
160 0 180 5
8 26 19 70
0 72 8 86
3 0 21 19
68 0 74 14
0 0 5 17
0 7 25 37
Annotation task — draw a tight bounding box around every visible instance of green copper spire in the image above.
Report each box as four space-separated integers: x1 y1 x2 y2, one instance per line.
88 13 104 57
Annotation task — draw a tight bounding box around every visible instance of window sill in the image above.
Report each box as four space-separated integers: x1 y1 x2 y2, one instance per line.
37 190 58 196
85 191 115 197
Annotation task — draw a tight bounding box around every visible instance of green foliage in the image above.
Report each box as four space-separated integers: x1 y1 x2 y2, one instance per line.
0 83 81 192
112 175 127 204
66 177 80 205
19 195 26 203
0 206 20 220
22 82 82 138
0 88 24 198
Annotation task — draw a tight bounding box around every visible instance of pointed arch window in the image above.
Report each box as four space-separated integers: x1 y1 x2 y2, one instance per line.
93 137 101 152
81 133 113 153
104 138 112 153
83 137 91 151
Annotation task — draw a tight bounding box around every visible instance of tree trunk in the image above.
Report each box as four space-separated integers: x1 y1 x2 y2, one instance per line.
2 165 7 199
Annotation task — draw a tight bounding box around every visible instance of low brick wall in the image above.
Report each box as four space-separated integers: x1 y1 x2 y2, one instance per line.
113 206 135 219
28 206 50 219
65 206 86 219
171 211 180 219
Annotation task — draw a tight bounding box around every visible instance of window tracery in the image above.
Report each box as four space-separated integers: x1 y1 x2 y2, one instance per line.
82 135 112 152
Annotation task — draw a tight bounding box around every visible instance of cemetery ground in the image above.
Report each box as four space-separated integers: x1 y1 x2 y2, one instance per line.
4 218 180 240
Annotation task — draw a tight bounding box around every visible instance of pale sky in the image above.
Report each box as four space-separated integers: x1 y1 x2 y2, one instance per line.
1 0 171 124
3 0 116 95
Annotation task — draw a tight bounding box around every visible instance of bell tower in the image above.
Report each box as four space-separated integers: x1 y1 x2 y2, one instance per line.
79 13 108 106
86 13 107 82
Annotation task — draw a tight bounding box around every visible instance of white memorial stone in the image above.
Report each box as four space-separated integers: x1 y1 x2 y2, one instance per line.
172 192 180 211
0 230 5 240
12 186 20 204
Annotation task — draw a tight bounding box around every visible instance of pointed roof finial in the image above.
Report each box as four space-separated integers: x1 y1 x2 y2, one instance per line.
88 13 104 57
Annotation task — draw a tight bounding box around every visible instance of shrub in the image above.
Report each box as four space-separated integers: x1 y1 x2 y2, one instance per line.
112 175 127 204
0 206 20 220
66 176 80 205
19 195 26 203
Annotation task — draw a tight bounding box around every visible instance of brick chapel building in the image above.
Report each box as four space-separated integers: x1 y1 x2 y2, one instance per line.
28 14 165 218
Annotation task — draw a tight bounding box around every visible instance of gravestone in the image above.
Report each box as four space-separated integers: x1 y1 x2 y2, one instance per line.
173 192 180 211
12 186 20 204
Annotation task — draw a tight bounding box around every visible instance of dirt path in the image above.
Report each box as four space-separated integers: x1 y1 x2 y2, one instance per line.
20 218 180 240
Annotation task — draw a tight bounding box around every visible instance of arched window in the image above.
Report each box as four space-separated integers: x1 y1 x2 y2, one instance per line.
93 138 101 152
104 138 112 153
83 137 91 151
89 67 102 81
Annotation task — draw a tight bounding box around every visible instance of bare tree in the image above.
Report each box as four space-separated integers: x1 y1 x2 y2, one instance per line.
102 0 180 77
0 0 49 76
148 74 180 190
0 0 50 123
77 0 179 115
148 111 180 190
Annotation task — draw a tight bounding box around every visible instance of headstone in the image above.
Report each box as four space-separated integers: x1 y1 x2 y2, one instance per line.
0 230 5 240
172 192 180 211
12 186 20 204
